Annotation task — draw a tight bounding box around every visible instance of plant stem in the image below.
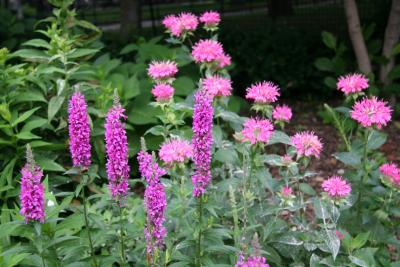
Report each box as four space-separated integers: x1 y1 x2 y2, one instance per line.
81 188 98 267
196 196 203 267
358 129 370 216
117 202 126 266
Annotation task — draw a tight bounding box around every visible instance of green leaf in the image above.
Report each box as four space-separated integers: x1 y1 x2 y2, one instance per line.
11 49 48 61
120 44 138 55
0 158 17 187
15 131 41 140
48 96 65 122
324 230 340 260
12 91 47 103
315 57 333 72
22 39 51 49
269 130 291 145
215 147 239 164
367 130 387 150
124 75 140 100
11 107 41 127
299 183 316 196
68 48 98 59
392 43 400 56
144 125 165 136
322 31 337 49
334 151 361 167
351 232 370 250
36 158 65 172
324 76 336 88
174 76 195 96
388 65 400 80
21 118 47 132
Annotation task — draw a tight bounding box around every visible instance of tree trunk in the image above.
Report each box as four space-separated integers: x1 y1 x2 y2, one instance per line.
380 0 400 85
120 0 141 41
343 0 372 74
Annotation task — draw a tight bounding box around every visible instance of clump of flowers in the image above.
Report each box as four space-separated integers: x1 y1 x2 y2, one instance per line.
162 12 198 38
202 75 232 97
192 90 213 197
322 176 352 198
20 145 45 224
159 139 193 166
236 255 270 267
191 39 230 68
350 96 392 129
380 163 400 188
138 150 167 256
104 96 130 200
246 81 280 104
241 118 274 145
147 60 178 83
337 73 369 95
291 131 323 158
68 92 91 169
151 84 175 102
199 11 220 30
272 104 292 122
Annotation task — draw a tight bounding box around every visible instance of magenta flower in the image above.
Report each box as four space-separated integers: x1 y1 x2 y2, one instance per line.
281 154 293 165
350 97 392 129
236 254 270 267
151 84 175 102
272 104 292 122
281 185 293 198
159 139 192 166
246 81 280 104
192 39 224 63
192 90 213 197
380 163 400 187
217 53 231 68
322 176 351 198
68 92 91 169
337 73 369 95
202 75 232 97
241 118 274 145
147 60 178 82
138 150 167 255
291 131 323 158
200 11 221 27
179 12 198 31
105 102 130 200
162 15 181 37
162 13 198 37
20 153 45 224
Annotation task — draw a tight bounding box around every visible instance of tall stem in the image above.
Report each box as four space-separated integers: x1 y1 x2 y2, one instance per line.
196 196 203 267
358 129 370 216
117 202 126 266
81 187 97 267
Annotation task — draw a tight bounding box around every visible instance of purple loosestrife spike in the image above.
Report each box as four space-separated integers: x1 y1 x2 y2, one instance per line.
191 89 213 197
137 149 167 255
20 144 45 223
68 92 91 169
105 95 130 200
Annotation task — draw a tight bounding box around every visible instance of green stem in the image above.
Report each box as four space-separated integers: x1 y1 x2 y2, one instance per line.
117 202 126 266
81 188 98 267
358 129 370 216
196 196 203 267
41 255 46 267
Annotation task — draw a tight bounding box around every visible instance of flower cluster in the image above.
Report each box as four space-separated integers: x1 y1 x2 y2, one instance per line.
162 12 198 37
322 176 352 198
380 163 400 187
201 75 232 97
68 92 91 169
350 96 392 129
151 84 175 102
337 73 369 95
246 81 280 104
192 90 213 197
291 131 323 158
147 60 178 82
272 104 292 122
105 101 130 200
191 39 231 68
241 118 274 145
159 139 193 166
236 254 270 267
199 11 220 29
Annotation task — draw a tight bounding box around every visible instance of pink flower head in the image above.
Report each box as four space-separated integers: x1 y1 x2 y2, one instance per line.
151 84 175 102
322 176 352 198
291 131 323 158
236 255 270 267
272 105 292 122
68 92 91 169
162 13 198 37
246 81 280 104
159 139 193 165
241 118 274 145
105 101 130 200
217 53 231 68
147 60 178 81
281 185 293 198
350 97 392 129
337 73 369 95
335 230 345 240
380 163 400 187
192 90 213 197
20 163 45 224
281 154 293 165
192 39 224 64
200 11 221 27
202 75 232 97
162 15 181 37
178 12 198 31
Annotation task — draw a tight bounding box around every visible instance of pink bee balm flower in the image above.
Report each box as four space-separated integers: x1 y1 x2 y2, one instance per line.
200 11 221 27
241 118 274 145
151 84 175 102
178 12 198 31
337 73 369 95
281 185 293 198
202 75 232 97
236 255 270 267
380 163 400 187
147 60 178 81
217 53 231 68
246 81 280 104
192 39 224 64
162 15 181 37
350 97 392 129
272 105 292 122
68 92 91 169
281 154 293 165
105 100 130 200
20 146 45 224
322 176 352 198
159 139 193 165
291 131 323 158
